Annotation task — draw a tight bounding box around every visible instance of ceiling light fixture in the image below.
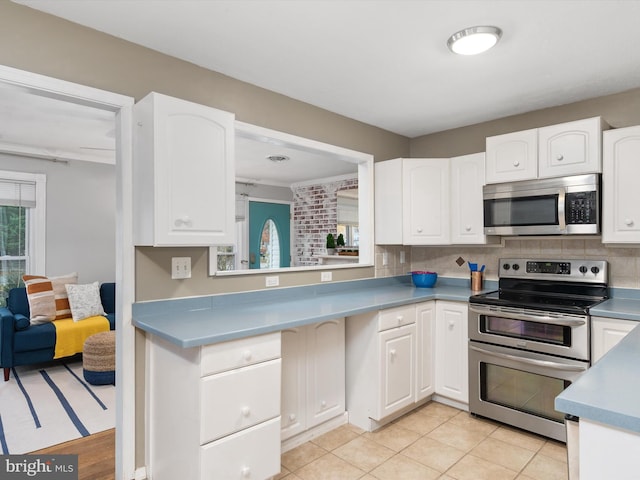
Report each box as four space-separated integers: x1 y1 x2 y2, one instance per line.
447 26 502 55
266 154 290 163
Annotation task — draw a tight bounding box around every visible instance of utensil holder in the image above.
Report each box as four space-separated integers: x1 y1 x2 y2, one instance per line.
470 271 484 291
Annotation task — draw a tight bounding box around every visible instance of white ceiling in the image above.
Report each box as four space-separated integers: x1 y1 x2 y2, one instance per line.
14 0 640 138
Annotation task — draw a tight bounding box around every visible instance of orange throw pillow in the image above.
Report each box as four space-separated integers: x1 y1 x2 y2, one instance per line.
22 272 78 324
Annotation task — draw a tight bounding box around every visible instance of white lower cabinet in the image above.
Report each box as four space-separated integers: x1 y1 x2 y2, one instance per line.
591 316 637 363
146 332 282 480
346 304 418 431
434 301 469 405
281 319 345 441
416 301 436 400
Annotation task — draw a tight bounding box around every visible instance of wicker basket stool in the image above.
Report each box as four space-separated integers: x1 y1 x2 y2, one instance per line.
83 331 115 385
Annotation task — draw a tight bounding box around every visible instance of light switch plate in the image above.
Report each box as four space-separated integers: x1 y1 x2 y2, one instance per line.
265 276 279 287
171 257 191 279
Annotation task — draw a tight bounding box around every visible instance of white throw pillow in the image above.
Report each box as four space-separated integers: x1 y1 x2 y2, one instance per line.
65 282 106 322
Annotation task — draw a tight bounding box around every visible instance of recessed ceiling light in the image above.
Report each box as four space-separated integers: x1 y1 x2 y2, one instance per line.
266 154 290 163
447 26 502 55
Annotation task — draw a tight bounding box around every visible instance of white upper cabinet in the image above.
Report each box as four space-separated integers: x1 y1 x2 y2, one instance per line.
133 92 235 246
486 128 538 183
374 158 403 244
402 158 450 245
486 117 606 184
602 125 640 243
450 152 487 244
375 155 488 245
538 117 604 178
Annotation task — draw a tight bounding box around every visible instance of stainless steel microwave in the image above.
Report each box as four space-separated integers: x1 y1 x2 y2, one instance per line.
483 174 600 236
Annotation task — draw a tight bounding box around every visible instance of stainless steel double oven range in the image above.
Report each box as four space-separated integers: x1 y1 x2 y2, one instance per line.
468 258 608 442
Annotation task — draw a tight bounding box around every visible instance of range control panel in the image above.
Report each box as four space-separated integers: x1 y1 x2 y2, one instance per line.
499 258 607 283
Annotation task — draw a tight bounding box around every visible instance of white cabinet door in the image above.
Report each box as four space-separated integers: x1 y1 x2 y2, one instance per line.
377 324 416 420
486 128 538 183
435 301 468 404
133 92 235 246
538 117 604 178
591 316 637 364
374 158 403 244
281 327 307 440
416 301 436 400
602 126 640 243
402 158 450 244
450 152 487 244
306 319 346 429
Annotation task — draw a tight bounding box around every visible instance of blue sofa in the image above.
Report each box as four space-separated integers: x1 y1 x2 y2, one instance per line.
0 282 115 381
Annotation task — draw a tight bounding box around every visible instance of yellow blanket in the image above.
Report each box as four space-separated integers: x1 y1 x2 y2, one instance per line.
53 316 110 359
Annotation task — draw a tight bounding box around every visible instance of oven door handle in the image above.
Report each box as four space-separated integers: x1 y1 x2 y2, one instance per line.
469 344 588 372
558 187 567 232
468 305 586 327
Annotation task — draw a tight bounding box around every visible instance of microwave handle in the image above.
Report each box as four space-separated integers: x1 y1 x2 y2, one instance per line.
558 187 566 231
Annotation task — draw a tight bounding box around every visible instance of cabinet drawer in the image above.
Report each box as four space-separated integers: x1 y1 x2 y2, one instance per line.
378 305 415 332
201 359 281 443
201 332 281 376
200 417 281 480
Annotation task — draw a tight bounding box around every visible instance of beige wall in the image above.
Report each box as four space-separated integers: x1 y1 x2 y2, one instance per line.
378 88 640 289
0 2 407 301
409 87 640 158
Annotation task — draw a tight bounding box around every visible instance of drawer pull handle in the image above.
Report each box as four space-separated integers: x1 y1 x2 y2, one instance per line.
390 349 397 358
449 320 455 328
513 160 520 167
625 218 634 226
556 154 564 161
320 400 327 408
241 466 251 477
288 413 296 422
242 350 252 361
396 315 403 324
241 406 251 417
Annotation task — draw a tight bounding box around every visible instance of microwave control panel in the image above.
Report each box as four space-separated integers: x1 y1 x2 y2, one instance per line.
566 191 597 225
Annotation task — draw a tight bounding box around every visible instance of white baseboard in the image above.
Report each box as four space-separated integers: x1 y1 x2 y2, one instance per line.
281 412 348 453
432 394 469 412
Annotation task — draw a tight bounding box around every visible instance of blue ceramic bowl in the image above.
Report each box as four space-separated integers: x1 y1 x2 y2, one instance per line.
410 271 438 288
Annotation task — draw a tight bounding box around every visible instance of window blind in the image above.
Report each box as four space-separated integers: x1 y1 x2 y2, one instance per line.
0 180 37 208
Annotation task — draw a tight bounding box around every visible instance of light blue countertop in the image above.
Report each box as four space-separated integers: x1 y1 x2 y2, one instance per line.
556 320 640 433
590 296 640 322
132 275 492 348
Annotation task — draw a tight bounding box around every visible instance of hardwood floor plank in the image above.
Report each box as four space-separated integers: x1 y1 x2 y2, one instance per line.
29 429 115 480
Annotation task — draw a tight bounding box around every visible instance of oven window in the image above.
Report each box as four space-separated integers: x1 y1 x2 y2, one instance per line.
483 316 569 346
481 363 569 422
484 194 559 227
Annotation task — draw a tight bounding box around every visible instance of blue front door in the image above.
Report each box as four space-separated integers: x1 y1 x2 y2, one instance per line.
248 201 291 269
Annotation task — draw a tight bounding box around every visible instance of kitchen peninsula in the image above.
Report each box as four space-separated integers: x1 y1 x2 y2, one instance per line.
133 275 487 480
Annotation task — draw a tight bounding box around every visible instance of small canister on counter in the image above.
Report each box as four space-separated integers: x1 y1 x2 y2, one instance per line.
471 271 484 291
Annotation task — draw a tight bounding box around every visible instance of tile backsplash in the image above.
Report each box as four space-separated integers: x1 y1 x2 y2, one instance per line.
375 239 640 289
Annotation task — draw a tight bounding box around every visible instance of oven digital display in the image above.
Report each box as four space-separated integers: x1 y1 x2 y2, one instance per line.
526 261 571 274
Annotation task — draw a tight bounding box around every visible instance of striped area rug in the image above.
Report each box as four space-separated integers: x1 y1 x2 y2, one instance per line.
0 360 115 454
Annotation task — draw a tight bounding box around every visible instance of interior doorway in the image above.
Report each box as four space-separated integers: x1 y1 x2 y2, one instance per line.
0 65 135 479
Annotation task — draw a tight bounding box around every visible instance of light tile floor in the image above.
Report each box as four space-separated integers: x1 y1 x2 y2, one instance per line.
277 401 568 480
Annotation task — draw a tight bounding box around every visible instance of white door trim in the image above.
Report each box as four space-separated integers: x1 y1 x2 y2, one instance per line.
0 64 136 480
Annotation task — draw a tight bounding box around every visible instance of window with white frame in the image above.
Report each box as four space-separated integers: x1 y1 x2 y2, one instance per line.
0 170 46 306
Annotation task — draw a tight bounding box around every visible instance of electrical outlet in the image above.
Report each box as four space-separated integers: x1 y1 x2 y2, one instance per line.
265 276 279 287
171 257 191 279
399 251 406 264
321 271 332 282
382 252 389 266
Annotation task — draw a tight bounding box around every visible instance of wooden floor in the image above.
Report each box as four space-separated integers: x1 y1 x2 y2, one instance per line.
30 429 115 480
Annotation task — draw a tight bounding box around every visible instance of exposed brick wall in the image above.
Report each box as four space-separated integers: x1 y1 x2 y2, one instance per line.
292 177 358 266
